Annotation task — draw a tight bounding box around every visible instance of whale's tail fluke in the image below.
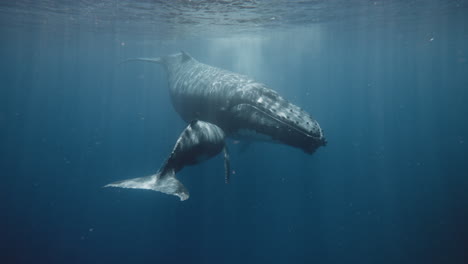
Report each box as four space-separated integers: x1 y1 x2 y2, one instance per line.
120 52 194 68
104 168 189 201
120 57 163 65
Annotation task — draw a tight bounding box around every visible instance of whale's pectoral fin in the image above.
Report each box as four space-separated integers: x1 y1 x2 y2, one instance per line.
105 120 226 201
104 169 189 201
223 146 230 184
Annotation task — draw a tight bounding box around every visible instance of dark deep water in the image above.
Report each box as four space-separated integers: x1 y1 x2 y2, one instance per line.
1 1 468 263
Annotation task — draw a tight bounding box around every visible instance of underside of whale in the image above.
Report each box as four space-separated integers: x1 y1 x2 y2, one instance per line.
105 52 326 201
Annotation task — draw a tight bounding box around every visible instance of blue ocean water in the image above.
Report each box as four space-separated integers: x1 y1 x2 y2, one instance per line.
1 1 468 263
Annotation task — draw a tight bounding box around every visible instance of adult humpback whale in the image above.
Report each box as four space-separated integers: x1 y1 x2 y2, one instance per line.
106 52 326 201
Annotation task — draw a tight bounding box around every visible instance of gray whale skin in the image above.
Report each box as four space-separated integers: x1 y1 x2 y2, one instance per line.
105 52 326 201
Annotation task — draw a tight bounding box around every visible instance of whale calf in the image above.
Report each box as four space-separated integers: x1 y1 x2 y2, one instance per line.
106 52 326 200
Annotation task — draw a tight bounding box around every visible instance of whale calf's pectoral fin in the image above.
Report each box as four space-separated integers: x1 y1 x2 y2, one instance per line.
104 169 189 201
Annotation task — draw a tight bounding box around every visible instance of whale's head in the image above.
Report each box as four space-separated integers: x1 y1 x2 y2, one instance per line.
228 85 326 154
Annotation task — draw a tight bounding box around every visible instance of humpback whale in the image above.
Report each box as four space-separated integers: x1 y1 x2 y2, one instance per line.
106 52 326 200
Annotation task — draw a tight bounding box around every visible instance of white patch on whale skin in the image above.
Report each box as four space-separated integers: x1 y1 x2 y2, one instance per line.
104 170 189 201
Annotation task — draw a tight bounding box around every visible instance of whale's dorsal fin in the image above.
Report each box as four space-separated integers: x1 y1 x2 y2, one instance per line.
180 50 193 62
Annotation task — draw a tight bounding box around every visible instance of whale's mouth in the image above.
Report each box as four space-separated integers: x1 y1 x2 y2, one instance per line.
262 109 322 140
239 104 323 139
229 104 325 153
